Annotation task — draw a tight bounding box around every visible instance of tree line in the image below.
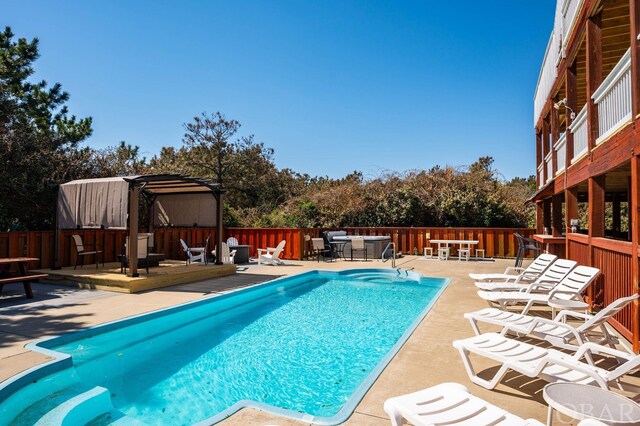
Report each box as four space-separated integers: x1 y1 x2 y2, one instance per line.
0 27 535 231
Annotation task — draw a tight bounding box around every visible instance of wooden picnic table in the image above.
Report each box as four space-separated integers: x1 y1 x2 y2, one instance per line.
0 257 47 299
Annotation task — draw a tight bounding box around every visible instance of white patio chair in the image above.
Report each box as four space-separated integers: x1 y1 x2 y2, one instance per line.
465 294 638 352
226 236 239 246
474 258 575 292
179 237 208 265
257 240 286 265
469 253 557 283
384 382 545 426
477 265 600 314
453 333 640 391
212 242 236 265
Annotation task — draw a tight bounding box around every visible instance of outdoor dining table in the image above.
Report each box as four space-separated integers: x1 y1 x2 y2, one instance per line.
0 257 45 299
430 239 479 259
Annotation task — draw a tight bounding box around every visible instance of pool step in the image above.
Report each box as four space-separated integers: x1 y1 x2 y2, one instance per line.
34 386 113 426
4 373 92 425
86 409 148 426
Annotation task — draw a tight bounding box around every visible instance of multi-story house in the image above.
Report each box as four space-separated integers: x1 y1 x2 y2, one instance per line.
532 0 640 349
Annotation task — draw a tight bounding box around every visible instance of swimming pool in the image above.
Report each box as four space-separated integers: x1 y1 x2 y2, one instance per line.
0 269 448 425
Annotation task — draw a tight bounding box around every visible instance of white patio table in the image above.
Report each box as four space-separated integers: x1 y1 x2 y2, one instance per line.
430 239 479 260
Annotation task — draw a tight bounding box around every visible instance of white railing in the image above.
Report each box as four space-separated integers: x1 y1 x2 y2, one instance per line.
554 133 567 175
534 0 585 126
538 164 544 188
570 104 588 162
533 33 560 126
545 152 553 183
592 48 632 144
560 0 585 52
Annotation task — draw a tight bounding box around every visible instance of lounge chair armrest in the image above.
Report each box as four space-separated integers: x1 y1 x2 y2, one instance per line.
521 282 555 293
542 351 610 388
511 272 541 284
503 267 525 275
553 310 593 322
548 290 582 300
573 342 635 362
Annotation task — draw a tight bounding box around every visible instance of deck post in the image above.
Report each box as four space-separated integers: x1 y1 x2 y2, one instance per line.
631 155 640 352
552 194 563 237
551 99 560 176
542 118 551 183
565 63 577 166
586 13 602 152
543 200 552 235
630 0 640 118
588 175 606 239
565 187 578 258
536 130 542 188
535 202 544 234
128 185 139 277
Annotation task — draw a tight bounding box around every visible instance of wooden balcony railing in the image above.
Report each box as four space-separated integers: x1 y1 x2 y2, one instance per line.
593 48 632 144
570 104 588 163
554 133 567 175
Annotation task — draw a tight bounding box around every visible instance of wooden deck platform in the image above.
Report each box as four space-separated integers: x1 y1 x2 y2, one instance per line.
33 261 237 293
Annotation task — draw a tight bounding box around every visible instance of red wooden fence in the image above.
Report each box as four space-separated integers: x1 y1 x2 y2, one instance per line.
0 227 535 269
567 233 637 342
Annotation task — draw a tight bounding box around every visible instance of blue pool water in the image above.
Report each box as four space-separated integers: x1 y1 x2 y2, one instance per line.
0 269 448 425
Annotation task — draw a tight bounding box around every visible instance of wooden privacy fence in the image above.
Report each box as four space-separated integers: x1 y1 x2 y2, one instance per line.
0 227 535 269
567 233 638 343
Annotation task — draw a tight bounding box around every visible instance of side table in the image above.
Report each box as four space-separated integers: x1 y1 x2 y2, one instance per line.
544 382 640 425
547 298 589 320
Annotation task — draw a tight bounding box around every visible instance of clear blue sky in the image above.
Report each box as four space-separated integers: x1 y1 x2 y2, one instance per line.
5 1 555 180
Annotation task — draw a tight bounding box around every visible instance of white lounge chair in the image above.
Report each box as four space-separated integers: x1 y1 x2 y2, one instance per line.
453 333 640 391
257 240 286 265
469 253 557 283
384 382 545 426
465 294 638 352
478 265 600 314
474 258 576 292
179 237 208 265
212 242 236 265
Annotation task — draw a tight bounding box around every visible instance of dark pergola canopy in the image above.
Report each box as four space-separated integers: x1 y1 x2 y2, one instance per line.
124 174 223 196
56 174 225 274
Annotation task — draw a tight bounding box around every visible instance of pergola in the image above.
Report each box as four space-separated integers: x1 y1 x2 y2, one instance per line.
56 174 224 276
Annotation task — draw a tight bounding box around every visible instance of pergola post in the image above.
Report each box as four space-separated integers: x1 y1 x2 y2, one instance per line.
128 185 140 277
215 191 223 266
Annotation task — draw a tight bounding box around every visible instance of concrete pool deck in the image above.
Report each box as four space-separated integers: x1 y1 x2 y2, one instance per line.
0 255 635 425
